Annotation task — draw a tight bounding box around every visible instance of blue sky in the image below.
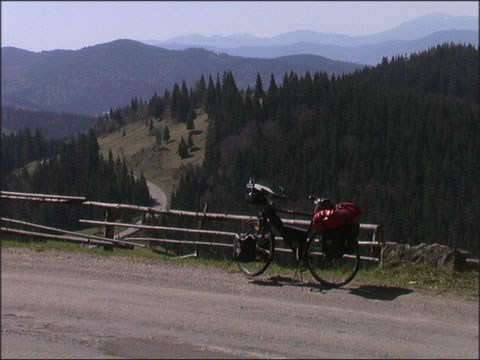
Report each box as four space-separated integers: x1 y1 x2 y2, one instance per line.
1 1 478 52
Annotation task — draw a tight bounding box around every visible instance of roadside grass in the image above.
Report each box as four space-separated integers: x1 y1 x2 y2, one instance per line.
2 236 478 299
0 236 237 271
355 261 479 299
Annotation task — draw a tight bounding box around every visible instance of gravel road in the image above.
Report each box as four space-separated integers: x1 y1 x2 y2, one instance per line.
115 180 167 240
146 180 167 210
1 247 478 359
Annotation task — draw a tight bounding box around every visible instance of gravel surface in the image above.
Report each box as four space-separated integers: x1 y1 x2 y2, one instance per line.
1 247 478 359
115 180 167 240
146 180 167 210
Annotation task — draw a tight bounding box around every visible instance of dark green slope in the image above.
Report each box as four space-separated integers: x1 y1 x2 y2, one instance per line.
1 106 98 140
171 43 479 255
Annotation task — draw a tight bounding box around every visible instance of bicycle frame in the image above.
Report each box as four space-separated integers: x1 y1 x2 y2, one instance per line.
257 202 314 262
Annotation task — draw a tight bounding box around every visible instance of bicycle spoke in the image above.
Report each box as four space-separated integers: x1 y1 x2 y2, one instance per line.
306 233 359 287
235 220 275 277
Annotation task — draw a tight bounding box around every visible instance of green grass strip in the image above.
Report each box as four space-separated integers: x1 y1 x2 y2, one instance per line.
1 236 477 299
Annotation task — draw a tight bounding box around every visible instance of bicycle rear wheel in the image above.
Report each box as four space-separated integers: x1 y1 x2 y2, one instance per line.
235 219 275 277
306 232 360 287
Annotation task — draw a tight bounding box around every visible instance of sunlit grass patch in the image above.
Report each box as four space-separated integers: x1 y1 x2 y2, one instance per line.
356 260 479 299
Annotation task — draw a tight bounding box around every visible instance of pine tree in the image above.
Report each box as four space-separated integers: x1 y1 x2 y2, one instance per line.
254 73 265 122
171 83 180 119
186 102 195 130
254 73 265 100
178 81 190 123
265 73 279 118
177 136 189 159
195 75 207 107
206 76 217 114
149 92 164 120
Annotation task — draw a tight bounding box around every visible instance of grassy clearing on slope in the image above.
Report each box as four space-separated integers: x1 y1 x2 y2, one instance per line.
98 112 208 206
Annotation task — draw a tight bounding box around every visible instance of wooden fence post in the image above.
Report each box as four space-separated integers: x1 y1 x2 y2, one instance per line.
196 202 208 257
103 210 114 251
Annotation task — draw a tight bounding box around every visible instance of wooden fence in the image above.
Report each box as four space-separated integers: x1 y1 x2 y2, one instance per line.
1 190 383 263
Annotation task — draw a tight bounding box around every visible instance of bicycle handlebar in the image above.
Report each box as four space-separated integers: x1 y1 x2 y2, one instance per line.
248 179 326 207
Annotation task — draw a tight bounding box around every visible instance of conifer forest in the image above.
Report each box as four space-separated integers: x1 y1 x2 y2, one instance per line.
172 44 479 255
2 44 478 254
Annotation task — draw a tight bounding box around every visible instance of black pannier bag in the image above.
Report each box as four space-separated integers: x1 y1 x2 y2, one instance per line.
233 233 257 262
321 224 359 259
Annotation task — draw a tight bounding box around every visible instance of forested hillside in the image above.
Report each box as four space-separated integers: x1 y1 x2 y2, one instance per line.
1 128 63 174
2 106 98 139
361 44 478 102
2 130 152 230
168 43 479 254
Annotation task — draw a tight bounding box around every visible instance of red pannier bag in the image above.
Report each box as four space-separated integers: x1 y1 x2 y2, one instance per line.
313 202 361 232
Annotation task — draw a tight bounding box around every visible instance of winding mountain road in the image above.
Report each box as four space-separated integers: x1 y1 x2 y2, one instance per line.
115 180 167 240
146 180 168 211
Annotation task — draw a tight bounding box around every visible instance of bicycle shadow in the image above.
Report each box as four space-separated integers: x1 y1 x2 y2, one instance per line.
250 277 414 300
250 275 331 291
348 284 414 301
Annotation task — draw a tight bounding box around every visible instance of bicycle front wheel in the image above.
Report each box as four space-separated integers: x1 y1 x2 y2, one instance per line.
306 232 360 287
235 219 275 277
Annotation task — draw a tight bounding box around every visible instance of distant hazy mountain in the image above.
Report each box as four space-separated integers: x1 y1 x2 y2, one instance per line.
152 30 357 48
165 30 477 65
361 12 478 43
150 12 478 48
146 12 478 64
1 40 364 115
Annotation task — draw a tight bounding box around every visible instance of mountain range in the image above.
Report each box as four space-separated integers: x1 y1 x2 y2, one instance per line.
146 13 478 65
1 41 364 115
152 30 478 65
154 13 478 47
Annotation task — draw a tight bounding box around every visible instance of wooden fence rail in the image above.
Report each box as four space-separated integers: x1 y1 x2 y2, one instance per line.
1 227 113 247
79 218 382 262
1 217 144 248
79 219 238 237
1 191 86 203
79 218 383 247
1 191 381 233
1 191 383 262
